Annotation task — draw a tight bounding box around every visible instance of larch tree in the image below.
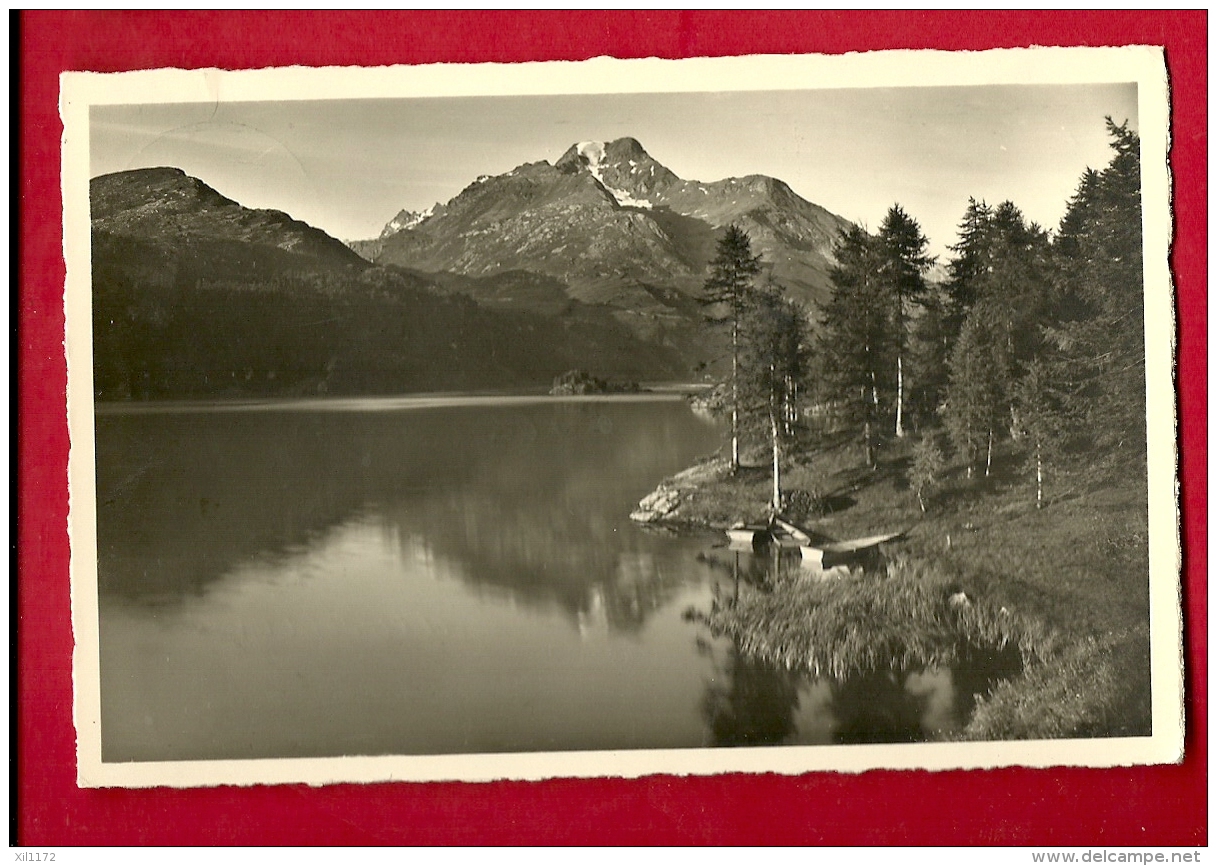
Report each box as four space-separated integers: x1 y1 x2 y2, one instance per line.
944 309 1010 478
905 280 952 430
1052 118 1146 473
819 224 893 468
1013 357 1074 508
877 205 934 438
908 432 946 514
738 284 809 512
942 199 1053 478
944 197 996 339
702 224 762 473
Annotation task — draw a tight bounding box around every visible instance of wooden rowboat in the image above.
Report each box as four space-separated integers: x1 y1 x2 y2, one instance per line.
725 524 772 548
724 515 905 568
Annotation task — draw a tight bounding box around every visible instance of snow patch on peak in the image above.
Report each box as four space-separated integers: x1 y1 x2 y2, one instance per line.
575 140 652 209
605 187 653 209
576 141 606 167
383 203 436 236
408 203 437 226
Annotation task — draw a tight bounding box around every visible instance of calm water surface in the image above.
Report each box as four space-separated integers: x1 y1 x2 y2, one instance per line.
95 395 967 762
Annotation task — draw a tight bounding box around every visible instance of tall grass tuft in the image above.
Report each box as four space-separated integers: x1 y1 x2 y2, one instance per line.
693 552 1140 739
699 557 1043 679
963 625 1151 740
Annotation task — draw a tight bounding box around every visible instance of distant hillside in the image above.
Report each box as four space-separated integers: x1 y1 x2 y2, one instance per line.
92 167 368 270
90 168 688 399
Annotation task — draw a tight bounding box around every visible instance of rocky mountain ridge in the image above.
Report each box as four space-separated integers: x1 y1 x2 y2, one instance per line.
92 167 367 271
88 167 688 399
369 137 853 319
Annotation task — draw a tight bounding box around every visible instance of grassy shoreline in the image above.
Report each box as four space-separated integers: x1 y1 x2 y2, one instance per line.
634 435 1153 741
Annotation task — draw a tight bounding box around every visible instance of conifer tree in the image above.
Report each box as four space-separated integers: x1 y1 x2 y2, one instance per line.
1052 118 1145 472
819 224 893 467
877 205 934 438
906 282 952 429
738 285 809 511
942 200 1052 477
944 199 1048 352
702 225 762 473
944 310 1010 478
1013 357 1074 508
909 433 946 513
944 197 995 337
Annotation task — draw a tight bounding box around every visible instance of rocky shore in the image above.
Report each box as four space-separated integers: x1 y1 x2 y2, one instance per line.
629 457 732 525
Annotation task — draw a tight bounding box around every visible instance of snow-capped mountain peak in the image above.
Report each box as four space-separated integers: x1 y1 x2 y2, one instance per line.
570 140 653 208
380 203 437 238
368 135 852 322
575 141 606 167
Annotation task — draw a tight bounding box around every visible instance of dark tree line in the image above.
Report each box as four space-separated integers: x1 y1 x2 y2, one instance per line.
91 231 685 400
705 118 1145 512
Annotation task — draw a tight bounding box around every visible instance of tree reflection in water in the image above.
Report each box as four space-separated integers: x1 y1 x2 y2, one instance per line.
701 643 803 747
698 547 780 607
698 635 952 747
829 670 929 744
96 399 724 630
694 546 987 746
698 546 803 747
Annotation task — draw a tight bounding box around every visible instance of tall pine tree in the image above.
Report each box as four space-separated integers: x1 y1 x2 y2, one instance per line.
1052 118 1146 472
819 224 893 467
877 205 934 438
942 200 1053 478
702 225 762 473
944 197 996 338
738 285 809 511
944 312 1010 478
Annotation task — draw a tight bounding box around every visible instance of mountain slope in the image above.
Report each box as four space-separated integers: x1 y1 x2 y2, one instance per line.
89 168 688 399
375 159 704 308
371 137 854 315
92 167 368 271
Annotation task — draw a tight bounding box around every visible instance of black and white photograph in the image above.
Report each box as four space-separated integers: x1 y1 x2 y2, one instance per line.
63 49 1180 787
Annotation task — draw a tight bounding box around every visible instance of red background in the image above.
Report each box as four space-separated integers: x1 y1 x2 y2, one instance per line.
16 11 1207 846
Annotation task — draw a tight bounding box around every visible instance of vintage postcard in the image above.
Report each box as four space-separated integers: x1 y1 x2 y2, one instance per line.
63 47 1180 788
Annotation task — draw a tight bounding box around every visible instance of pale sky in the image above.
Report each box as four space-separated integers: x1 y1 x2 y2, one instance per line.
91 84 1138 259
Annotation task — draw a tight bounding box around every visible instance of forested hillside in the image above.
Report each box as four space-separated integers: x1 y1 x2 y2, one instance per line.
89 170 688 399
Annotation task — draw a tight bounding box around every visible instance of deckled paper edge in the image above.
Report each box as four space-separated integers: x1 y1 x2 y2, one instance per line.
60 45 1183 789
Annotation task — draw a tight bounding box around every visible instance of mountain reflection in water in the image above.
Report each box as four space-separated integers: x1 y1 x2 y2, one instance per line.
96 398 713 627
95 396 981 762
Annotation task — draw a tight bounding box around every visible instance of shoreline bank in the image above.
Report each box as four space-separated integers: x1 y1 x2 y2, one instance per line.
629 443 1153 741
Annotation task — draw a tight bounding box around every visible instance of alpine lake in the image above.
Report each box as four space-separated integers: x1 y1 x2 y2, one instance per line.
95 393 1002 762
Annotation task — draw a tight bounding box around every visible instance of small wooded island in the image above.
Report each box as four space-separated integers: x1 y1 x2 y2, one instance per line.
549 369 642 396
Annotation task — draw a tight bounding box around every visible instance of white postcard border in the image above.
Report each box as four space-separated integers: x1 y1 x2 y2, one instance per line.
62 46 1181 789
